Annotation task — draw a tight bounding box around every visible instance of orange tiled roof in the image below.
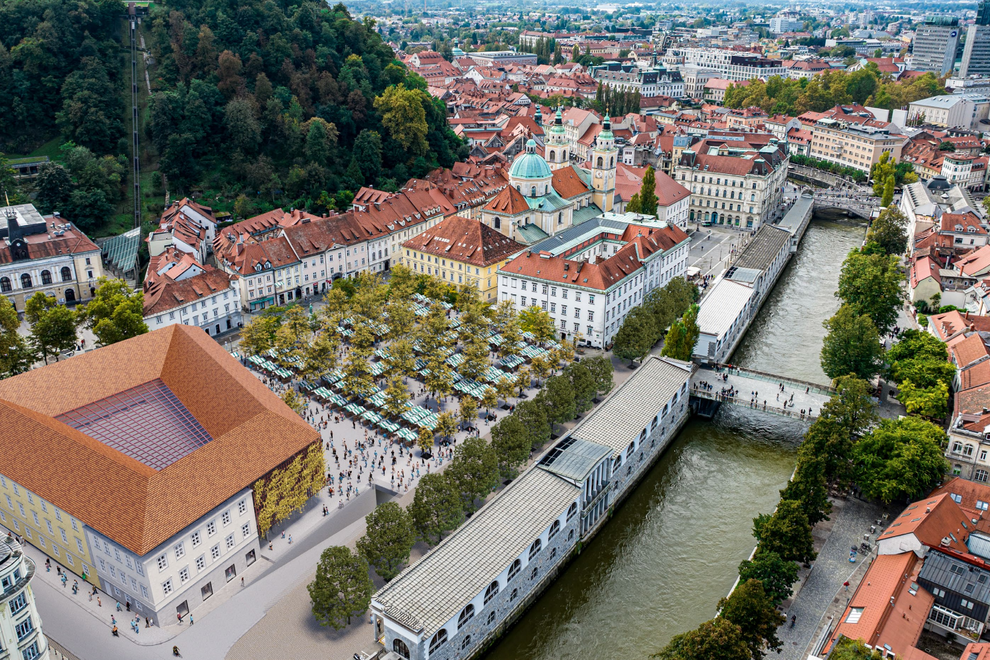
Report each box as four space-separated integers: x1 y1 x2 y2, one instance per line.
143 265 237 316
551 166 591 199
401 215 525 267
484 185 531 215
0 326 318 555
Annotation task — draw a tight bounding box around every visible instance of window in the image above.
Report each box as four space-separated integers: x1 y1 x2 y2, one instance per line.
484 580 500 605
530 566 538 580
20 274 32 289
179 567 189 584
238 500 247 515
207 521 216 536
9 593 26 614
487 611 496 625
458 604 475 629
162 579 173 596
175 543 185 560
225 564 237 582
201 582 213 600
222 511 231 526
979 501 990 511
548 521 560 540
41 270 52 285
508 559 521 582
429 629 448 654
157 554 168 572
61 267 72 282
15 618 33 641
567 503 578 521
529 539 542 560
461 635 472 651
550 547 557 560
246 549 256 566
242 523 251 538
845 607 864 624
211 545 221 560
22 641 41 660
0 277 9 293
196 556 205 571
191 532 201 547
226 534 235 550
393 639 410 658
977 469 989 483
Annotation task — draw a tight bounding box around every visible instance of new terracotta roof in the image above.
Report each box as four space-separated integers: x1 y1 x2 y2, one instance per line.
402 215 524 267
551 166 591 199
877 494 970 553
0 326 318 555
952 333 990 369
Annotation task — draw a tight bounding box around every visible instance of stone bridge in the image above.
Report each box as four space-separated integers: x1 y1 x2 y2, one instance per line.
690 365 835 421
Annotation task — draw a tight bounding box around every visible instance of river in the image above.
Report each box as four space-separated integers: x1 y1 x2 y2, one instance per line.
482 218 867 659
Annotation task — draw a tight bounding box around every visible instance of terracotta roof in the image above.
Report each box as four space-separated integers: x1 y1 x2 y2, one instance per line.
613 163 690 207
0 326 318 555
0 223 100 265
402 215 524 267
877 493 971 553
962 360 990 391
909 256 941 288
143 265 237 316
931 477 990 520
952 333 990 369
484 185 531 215
827 552 936 660
551 166 591 199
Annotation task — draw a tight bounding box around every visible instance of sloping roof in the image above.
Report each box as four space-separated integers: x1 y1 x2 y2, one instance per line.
143 266 237 316
0 326 318 555
951 333 990 369
102 227 142 273
401 215 525 267
877 494 970 553
551 166 592 199
613 163 690 208
373 468 579 637
571 356 692 457
484 185 532 215
696 278 754 341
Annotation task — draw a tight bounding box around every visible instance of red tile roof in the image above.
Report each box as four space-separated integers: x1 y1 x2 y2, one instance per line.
402 215 524 266
143 265 237 316
484 185 531 215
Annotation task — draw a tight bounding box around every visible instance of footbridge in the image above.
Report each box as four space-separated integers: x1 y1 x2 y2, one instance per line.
689 365 835 421
812 191 878 220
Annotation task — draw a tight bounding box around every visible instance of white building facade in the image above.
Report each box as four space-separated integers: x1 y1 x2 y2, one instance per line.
0 536 48 660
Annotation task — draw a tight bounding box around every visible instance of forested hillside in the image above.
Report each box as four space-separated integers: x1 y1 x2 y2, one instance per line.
0 0 465 234
145 0 465 214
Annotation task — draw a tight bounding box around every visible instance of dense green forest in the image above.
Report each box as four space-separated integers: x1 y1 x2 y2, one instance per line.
0 0 465 235
145 0 465 214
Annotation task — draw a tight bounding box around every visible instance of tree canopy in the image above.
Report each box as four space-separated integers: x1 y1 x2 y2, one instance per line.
356 502 416 581
307 546 374 630
854 417 949 504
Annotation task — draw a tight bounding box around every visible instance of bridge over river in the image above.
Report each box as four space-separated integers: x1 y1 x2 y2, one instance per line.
690 365 835 421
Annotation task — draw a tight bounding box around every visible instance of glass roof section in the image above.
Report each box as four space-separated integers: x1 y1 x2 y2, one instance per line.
55 379 213 470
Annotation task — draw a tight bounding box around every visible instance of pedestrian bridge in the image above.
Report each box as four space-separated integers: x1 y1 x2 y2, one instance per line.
812 193 877 220
689 365 835 421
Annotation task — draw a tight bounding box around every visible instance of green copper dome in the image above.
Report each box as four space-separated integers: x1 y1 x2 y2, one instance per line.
509 140 552 180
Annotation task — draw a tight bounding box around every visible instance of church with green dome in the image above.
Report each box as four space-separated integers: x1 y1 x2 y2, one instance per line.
481 109 617 245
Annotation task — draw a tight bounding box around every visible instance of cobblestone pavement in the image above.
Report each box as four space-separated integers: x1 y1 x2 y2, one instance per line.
774 497 886 660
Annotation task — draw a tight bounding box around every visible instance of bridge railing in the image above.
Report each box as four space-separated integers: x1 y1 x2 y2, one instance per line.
697 365 836 397
690 388 818 421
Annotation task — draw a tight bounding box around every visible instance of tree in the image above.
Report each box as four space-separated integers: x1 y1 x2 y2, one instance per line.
803 376 877 487
518 306 556 343
480 386 499 417
651 617 750 660
307 546 374 630
638 166 659 216
515 399 552 450
828 637 884 660
383 374 412 419
34 163 73 214
240 315 280 356
356 502 416 581
0 297 34 379
448 436 499 513
565 361 597 414
881 175 895 208
779 453 832 525
836 249 904 334
435 411 458 444
417 426 435 457
408 473 463 545
661 304 699 361
752 500 816 564
458 396 478 429
717 579 785 660
280 388 306 415
302 330 339 381
737 551 798 607
540 375 577 426
491 413 531 479
820 304 884 381
866 207 908 256
585 355 614 398
83 278 148 346
854 417 949 504
644 278 698 334
25 293 78 364
613 307 658 362
374 84 429 156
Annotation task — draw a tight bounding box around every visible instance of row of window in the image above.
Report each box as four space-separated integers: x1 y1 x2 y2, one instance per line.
158 501 249 574
0 267 75 292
